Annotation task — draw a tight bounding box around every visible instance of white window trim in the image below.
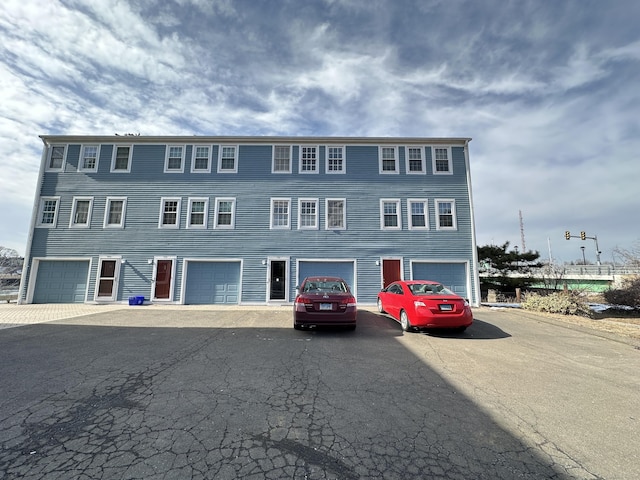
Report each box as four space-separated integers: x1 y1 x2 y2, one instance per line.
191 145 212 173
405 146 426 174
69 196 94 228
159 197 182 229
325 145 346 174
325 198 346 230
270 197 291 230
380 199 402 230
407 199 429 230
431 146 453 175
298 145 319 174
379 146 399 174
79 144 100 172
297 198 319 230
46 145 66 172
272 145 292 174
435 198 457 230
164 145 186 173
36 196 60 228
187 197 209 229
214 197 237 229
103 197 127 229
110 145 132 173
217 145 238 173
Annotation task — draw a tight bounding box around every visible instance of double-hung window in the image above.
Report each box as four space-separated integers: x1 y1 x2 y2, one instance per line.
111 145 132 172
104 197 126 228
46 145 66 172
37 197 60 227
70 197 93 228
326 146 345 174
218 145 238 173
380 199 401 230
379 146 398 174
326 199 346 230
432 147 452 174
270 198 291 229
406 147 425 174
159 197 181 228
435 199 457 230
188 197 208 228
215 198 236 229
272 145 292 173
299 146 318 174
192 145 211 173
79 145 100 172
298 198 318 229
408 199 429 229
165 145 185 173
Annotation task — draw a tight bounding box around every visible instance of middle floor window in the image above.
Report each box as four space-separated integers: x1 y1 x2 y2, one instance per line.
270 198 291 229
298 198 319 229
215 198 236 229
159 197 181 228
380 199 401 229
326 199 346 230
188 197 209 228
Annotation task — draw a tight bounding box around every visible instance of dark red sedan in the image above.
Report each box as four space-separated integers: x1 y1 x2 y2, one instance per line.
294 276 357 330
377 280 473 333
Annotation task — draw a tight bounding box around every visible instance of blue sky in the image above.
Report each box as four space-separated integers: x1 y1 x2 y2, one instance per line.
1 0 638 264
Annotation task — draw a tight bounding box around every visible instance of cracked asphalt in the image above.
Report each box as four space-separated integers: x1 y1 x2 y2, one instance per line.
0 306 637 479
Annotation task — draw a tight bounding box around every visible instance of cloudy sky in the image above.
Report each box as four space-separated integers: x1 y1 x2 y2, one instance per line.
1 0 638 264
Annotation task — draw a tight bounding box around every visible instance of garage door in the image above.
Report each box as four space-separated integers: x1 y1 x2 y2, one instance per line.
33 260 90 303
412 262 468 298
297 261 355 291
184 261 240 304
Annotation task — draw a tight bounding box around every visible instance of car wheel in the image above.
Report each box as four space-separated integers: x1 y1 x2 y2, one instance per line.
377 298 385 313
345 324 356 331
400 310 412 332
455 326 467 333
294 322 303 330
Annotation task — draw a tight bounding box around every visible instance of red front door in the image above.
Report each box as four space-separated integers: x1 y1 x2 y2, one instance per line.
155 260 172 299
382 259 401 288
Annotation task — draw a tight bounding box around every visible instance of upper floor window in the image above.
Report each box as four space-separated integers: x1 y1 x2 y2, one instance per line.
270 198 291 229
46 145 66 172
159 197 181 228
188 197 208 228
298 198 319 230
79 145 100 172
37 197 60 227
326 199 346 230
408 199 429 229
432 147 452 174
215 198 236 229
299 146 318 174
272 145 292 173
379 146 398 174
70 197 93 228
380 199 401 230
435 199 457 230
326 146 345 174
104 197 126 228
111 145 132 173
192 145 211 173
406 147 425 174
218 145 238 173
164 145 185 173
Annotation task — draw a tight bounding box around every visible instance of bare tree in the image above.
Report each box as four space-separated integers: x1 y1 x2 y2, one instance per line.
0 247 21 270
613 240 640 266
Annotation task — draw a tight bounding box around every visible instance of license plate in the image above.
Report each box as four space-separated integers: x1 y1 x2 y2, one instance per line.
320 303 333 311
439 304 453 311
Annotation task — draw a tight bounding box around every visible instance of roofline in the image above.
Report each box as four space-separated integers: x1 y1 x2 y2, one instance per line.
39 135 472 145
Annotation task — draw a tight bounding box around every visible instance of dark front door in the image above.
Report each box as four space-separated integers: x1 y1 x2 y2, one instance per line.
269 260 286 300
382 259 401 288
155 260 173 299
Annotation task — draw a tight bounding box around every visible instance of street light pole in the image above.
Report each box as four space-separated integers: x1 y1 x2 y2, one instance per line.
580 246 586 265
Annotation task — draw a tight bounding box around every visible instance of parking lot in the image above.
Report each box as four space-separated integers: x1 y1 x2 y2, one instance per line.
0 304 638 479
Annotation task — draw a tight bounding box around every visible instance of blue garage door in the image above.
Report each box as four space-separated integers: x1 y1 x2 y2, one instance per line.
33 260 90 303
184 261 240 304
297 261 355 291
412 262 468 298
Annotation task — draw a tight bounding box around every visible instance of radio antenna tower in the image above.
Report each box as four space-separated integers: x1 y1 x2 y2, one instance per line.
519 210 526 252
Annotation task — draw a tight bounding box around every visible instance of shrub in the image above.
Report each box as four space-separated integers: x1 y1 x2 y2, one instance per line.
521 292 592 317
603 276 640 308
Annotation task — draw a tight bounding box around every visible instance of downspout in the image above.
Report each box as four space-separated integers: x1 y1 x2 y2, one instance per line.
464 139 481 307
18 137 49 304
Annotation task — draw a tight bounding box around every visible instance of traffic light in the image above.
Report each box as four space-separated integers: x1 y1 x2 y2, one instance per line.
565 231 570 240
580 231 586 240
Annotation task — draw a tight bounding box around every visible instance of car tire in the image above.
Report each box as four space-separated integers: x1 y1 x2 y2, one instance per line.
346 324 356 331
400 310 412 332
294 322 303 330
455 326 467 333
377 298 385 313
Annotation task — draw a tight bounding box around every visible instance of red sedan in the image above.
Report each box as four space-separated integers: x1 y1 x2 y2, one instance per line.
377 280 473 333
294 276 357 330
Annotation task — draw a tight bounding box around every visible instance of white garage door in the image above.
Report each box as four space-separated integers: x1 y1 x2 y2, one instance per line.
33 260 90 303
184 261 240 304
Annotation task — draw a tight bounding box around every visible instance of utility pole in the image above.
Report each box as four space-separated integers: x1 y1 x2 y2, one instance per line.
564 231 602 265
519 210 526 252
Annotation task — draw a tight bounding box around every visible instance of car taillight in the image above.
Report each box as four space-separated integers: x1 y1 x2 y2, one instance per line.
340 296 356 307
295 296 314 305
414 300 426 307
